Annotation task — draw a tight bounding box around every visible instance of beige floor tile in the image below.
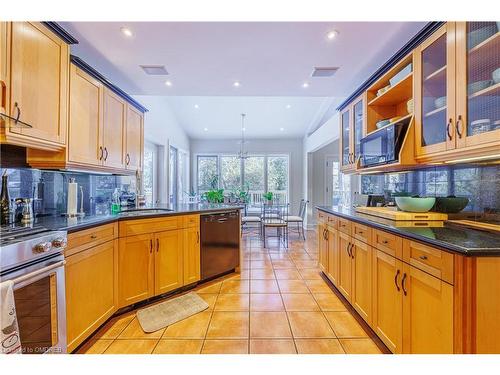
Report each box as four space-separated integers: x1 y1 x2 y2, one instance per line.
251 253 271 261
94 312 135 339
287 312 335 338
195 281 222 294
274 269 302 280
250 312 292 338
277 279 310 293
118 317 165 339
250 279 280 293
198 293 218 310
313 293 347 312
201 340 249 354
250 260 273 269
295 339 345 354
305 279 333 293
241 261 251 270
77 338 113 354
298 268 323 280
290 253 313 261
162 311 212 339
294 260 319 269
214 294 250 311
152 339 203 354
206 312 249 339
250 269 276 280
220 280 250 294
269 253 291 260
324 312 368 338
250 339 297 354
282 294 320 311
237 270 251 279
340 339 382 354
250 294 285 311
104 339 159 354
272 260 296 269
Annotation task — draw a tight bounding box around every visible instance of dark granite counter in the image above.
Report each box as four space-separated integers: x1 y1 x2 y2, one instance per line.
316 206 500 256
32 204 243 233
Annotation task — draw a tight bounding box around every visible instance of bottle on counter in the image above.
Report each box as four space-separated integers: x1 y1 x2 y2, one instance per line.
111 188 121 214
0 170 10 224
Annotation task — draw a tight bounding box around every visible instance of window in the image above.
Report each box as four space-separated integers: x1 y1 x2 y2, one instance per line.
244 156 265 192
143 142 159 205
220 156 241 191
197 155 218 193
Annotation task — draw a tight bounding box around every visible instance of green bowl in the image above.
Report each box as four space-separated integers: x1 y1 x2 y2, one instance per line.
395 197 436 213
433 196 469 213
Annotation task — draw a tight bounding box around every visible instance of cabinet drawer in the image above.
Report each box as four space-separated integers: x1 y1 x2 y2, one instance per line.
373 229 402 259
119 216 181 237
326 214 337 229
352 221 372 244
317 211 327 223
183 214 200 228
66 223 117 257
403 240 454 284
338 217 351 235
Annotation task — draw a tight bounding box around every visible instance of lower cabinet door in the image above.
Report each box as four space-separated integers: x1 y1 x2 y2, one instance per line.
318 224 328 273
326 227 339 286
118 234 154 307
372 249 403 353
351 240 372 325
337 231 352 301
402 263 454 353
183 226 201 285
155 229 184 295
65 240 117 352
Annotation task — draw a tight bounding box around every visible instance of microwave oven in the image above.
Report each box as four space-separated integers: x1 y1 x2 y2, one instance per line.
359 121 408 168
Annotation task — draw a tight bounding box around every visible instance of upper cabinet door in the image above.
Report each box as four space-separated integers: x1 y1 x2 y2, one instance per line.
125 105 144 171
455 22 500 149
415 23 456 157
0 23 7 117
68 65 103 166
340 107 352 170
103 88 125 169
9 22 68 145
352 96 364 165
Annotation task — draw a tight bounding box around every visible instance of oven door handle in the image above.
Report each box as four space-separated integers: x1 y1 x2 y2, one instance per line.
10 260 66 286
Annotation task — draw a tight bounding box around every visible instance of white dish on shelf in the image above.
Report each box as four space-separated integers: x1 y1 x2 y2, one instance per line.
389 63 412 87
468 80 493 95
493 68 500 84
434 96 446 109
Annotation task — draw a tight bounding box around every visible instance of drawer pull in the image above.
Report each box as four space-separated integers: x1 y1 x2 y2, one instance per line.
382 240 389 244
358 230 363 235
419 255 428 260
90 234 97 239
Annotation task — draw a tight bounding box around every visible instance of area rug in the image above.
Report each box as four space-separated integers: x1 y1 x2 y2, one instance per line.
136 292 209 333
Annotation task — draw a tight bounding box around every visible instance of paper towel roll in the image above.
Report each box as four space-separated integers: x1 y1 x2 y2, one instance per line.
67 178 78 216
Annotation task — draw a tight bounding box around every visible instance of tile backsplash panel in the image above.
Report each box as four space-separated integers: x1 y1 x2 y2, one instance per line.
361 164 499 216
1 168 134 217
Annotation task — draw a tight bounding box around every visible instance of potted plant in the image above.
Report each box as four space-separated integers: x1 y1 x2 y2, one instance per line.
263 192 273 205
203 189 225 204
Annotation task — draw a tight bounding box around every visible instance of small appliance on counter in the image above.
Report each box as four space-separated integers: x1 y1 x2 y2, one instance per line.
353 193 385 208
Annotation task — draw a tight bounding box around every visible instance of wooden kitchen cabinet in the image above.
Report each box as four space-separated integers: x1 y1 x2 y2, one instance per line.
326 227 339 286
351 239 373 325
125 105 144 171
65 239 117 352
337 231 353 301
102 88 126 169
402 262 453 353
118 234 154 307
1 22 69 150
183 226 201 285
318 222 329 274
0 23 6 118
372 249 403 353
154 230 184 295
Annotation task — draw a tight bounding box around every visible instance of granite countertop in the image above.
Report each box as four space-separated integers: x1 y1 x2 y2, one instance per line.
32 203 243 233
316 206 500 256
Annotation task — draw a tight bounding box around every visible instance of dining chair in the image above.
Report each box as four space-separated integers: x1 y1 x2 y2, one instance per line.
261 202 289 248
285 199 308 240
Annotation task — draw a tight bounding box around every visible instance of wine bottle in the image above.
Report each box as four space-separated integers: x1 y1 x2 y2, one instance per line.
0 171 10 224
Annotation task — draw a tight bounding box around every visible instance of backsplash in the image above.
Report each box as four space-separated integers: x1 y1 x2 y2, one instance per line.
0 168 134 218
361 164 500 217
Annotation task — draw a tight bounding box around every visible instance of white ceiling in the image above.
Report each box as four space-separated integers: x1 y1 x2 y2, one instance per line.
61 21 426 138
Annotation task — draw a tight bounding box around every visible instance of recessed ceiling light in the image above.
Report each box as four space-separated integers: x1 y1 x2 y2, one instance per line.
302 82 309 88
280 127 285 131
165 80 172 87
233 81 241 87
242 127 246 132
326 30 339 40
121 27 133 37
286 104 291 109
194 104 199 109
203 127 208 131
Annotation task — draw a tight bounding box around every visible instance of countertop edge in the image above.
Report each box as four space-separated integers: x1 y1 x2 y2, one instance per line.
316 206 500 257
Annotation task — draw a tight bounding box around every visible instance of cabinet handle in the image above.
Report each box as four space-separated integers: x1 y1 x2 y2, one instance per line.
14 102 21 123
150 239 153 253
90 234 97 239
394 269 401 291
401 273 408 296
346 242 351 257
419 255 428 260
456 115 463 138
350 243 355 259
325 230 329 240
126 153 130 165
358 230 363 235
446 118 453 140
0 81 6 110
382 239 389 244
156 238 159 252
104 147 108 161
197 231 200 244
99 146 103 160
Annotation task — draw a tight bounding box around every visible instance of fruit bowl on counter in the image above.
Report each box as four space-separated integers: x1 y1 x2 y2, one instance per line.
395 196 436 213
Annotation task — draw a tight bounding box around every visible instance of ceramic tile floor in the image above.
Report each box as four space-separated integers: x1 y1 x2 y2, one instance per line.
77 231 383 354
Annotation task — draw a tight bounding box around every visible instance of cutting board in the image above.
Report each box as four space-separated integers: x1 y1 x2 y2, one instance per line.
355 206 448 221
447 220 500 232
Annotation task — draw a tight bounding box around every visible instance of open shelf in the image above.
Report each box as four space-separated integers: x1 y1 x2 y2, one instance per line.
468 81 500 99
365 113 413 136
424 65 446 82
424 105 446 118
368 73 413 106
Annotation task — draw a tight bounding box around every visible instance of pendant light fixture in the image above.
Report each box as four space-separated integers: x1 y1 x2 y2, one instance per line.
238 113 249 159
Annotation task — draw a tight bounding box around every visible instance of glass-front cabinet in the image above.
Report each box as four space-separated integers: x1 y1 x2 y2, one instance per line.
340 107 352 171
340 94 364 172
353 97 364 163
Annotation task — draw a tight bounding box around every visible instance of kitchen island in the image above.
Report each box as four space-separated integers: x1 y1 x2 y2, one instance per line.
316 206 500 354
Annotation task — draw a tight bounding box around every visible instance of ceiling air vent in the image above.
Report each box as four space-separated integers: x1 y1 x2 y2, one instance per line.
140 65 169 75
311 67 339 77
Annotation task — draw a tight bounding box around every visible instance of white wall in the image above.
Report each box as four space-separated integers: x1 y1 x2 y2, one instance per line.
133 95 190 204
190 138 304 214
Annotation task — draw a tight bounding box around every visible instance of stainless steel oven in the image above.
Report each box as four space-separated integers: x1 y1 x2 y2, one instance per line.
1 226 67 354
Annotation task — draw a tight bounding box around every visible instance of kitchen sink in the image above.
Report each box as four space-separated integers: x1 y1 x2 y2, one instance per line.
117 208 174 217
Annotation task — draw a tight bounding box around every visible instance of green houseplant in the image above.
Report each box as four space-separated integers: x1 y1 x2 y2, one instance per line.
203 189 225 203
263 192 273 204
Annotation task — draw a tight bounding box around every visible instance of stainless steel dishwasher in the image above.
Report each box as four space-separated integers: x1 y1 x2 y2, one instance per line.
200 210 240 281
